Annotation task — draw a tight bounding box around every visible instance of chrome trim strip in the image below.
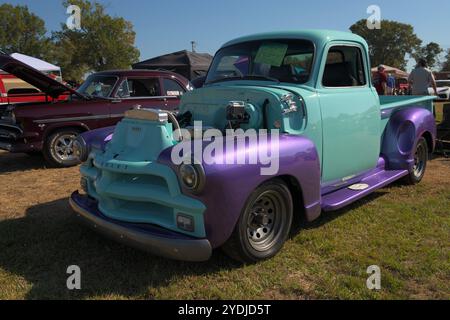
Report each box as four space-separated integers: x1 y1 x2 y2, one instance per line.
34 114 113 124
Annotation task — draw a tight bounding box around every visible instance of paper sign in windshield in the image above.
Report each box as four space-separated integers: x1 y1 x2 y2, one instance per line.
254 42 288 67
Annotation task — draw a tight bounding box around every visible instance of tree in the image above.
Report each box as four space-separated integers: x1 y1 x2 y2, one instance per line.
441 49 450 72
350 19 421 70
411 42 443 70
0 4 51 58
51 0 140 81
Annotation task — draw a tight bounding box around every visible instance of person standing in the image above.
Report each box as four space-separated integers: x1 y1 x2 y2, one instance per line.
374 65 387 95
387 73 396 95
408 59 438 96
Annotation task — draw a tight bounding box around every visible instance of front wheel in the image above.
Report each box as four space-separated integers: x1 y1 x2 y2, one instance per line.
403 137 428 185
43 129 82 167
222 179 293 263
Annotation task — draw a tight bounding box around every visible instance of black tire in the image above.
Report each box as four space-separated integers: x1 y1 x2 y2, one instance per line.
403 137 428 185
43 128 82 167
222 179 293 263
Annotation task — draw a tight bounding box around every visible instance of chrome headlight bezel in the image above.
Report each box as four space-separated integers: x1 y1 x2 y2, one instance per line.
73 135 89 162
178 163 205 193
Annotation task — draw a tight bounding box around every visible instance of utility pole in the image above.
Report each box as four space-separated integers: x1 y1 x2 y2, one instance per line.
191 41 197 53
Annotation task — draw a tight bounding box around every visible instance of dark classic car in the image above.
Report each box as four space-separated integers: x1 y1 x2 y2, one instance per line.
0 54 191 167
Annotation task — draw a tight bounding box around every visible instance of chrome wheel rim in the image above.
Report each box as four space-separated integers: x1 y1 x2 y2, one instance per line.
246 191 285 252
413 142 426 178
54 134 77 161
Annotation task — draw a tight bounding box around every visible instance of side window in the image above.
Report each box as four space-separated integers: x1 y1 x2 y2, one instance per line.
163 78 185 97
322 46 367 87
116 80 130 98
127 78 161 97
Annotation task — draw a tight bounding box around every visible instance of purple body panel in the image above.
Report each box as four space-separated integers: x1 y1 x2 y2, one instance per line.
321 168 408 211
80 126 115 151
381 107 436 171
158 133 321 248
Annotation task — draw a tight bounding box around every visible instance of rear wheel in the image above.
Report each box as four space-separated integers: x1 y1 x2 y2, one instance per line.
43 129 82 167
222 179 293 263
403 137 428 185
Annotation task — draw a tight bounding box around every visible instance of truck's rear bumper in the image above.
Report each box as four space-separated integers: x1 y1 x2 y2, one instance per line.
69 191 212 262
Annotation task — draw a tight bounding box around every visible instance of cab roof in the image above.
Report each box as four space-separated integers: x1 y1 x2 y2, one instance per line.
221 29 367 49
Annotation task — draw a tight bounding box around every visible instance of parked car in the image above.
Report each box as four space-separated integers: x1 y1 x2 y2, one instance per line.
0 71 68 106
0 54 191 167
396 77 409 95
70 30 436 263
429 80 450 100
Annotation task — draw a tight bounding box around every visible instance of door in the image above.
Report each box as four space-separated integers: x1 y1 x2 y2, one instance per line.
110 77 167 124
161 77 186 111
317 43 380 184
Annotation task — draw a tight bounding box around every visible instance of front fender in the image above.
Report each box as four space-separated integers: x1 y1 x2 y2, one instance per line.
158 133 321 248
382 107 436 170
80 126 115 151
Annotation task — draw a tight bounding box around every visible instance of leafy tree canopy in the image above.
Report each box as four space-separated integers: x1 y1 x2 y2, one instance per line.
440 50 450 72
0 1 140 82
411 42 443 70
350 19 421 70
51 0 140 81
0 4 50 58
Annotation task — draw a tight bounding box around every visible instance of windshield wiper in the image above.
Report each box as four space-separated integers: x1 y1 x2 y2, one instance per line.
240 75 280 83
206 75 280 85
206 76 243 85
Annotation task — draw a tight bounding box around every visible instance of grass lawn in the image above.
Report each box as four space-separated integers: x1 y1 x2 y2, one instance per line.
0 105 449 300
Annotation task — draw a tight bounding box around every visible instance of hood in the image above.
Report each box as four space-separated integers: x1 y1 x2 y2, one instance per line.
178 82 308 132
0 54 85 99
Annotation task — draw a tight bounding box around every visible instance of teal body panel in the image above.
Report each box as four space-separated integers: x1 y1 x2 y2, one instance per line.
379 95 435 132
315 40 380 182
79 118 207 238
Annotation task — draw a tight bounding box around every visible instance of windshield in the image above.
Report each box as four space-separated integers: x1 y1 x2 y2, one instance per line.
77 75 118 98
206 39 314 85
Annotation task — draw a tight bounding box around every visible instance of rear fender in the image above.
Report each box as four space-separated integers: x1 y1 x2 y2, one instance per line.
381 107 436 170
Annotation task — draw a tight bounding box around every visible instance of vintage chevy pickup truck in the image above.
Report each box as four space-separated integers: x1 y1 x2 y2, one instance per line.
69 30 436 263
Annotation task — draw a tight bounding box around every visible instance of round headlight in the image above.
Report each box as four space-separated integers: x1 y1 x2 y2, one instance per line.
73 135 88 162
178 163 205 192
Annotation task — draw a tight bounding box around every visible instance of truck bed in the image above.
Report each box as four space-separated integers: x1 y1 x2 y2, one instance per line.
379 95 435 112
379 95 435 131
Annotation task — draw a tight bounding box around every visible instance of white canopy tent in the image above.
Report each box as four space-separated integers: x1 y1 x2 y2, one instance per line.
10 53 62 80
371 64 409 79
11 53 60 72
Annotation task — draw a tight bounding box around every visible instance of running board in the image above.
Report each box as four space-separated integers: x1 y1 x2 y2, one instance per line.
321 170 408 211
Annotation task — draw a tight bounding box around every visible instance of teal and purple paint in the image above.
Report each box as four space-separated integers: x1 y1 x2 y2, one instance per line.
70 30 436 261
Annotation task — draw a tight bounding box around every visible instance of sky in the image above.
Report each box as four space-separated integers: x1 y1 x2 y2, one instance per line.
3 0 450 71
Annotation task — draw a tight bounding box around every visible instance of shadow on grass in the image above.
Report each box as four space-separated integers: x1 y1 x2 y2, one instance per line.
0 197 239 299
0 152 46 174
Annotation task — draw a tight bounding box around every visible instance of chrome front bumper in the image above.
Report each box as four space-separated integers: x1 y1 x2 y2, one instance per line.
69 191 212 262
